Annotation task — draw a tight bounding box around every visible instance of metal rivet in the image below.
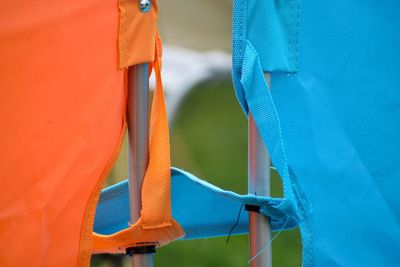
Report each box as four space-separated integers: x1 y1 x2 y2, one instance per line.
139 0 151 13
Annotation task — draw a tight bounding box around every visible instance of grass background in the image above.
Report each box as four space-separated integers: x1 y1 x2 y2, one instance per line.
92 81 302 267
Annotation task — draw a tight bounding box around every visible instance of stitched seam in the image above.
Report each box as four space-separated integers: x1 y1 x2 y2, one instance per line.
119 0 129 68
76 71 129 266
294 0 300 70
76 122 127 266
289 0 293 69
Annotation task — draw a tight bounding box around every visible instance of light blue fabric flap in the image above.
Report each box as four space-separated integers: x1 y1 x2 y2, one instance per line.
247 0 300 72
232 0 300 113
233 0 299 76
94 168 297 239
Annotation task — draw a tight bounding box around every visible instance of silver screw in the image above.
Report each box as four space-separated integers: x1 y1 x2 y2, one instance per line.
139 0 151 13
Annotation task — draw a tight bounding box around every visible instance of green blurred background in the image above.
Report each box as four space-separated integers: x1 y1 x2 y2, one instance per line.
92 1 301 265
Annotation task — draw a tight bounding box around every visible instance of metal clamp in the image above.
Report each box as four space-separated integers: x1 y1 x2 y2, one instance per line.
126 245 156 256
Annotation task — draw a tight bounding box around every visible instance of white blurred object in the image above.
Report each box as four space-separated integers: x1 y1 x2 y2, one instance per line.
150 46 231 121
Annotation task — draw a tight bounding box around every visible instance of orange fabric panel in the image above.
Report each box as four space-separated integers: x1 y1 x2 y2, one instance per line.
92 35 184 254
0 0 161 266
119 0 159 68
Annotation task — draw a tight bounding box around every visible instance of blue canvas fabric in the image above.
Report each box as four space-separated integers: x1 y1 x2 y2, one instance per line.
246 0 299 73
233 0 400 266
94 168 297 240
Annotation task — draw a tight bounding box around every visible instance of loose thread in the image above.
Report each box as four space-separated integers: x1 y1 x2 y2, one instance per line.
226 203 244 244
248 218 289 263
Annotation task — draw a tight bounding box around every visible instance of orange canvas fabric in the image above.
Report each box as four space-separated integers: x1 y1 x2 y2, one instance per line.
119 0 158 68
0 0 182 266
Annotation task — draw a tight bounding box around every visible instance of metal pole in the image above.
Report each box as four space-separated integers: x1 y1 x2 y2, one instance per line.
248 73 272 267
127 64 154 267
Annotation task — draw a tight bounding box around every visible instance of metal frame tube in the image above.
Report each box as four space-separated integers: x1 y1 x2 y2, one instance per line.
248 73 272 267
127 64 154 267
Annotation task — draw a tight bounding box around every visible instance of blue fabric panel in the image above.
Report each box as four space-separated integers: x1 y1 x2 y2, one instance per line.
232 0 400 266
94 168 297 240
247 0 300 72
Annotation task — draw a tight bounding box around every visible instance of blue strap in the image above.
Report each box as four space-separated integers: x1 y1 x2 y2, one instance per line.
232 29 312 267
94 168 297 240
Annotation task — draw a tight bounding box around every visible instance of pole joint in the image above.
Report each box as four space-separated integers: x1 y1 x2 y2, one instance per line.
126 245 156 257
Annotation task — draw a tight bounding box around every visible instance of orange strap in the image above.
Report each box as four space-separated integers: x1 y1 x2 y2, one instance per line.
92 34 184 254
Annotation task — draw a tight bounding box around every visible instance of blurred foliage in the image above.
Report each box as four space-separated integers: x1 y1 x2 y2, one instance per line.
93 81 302 267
